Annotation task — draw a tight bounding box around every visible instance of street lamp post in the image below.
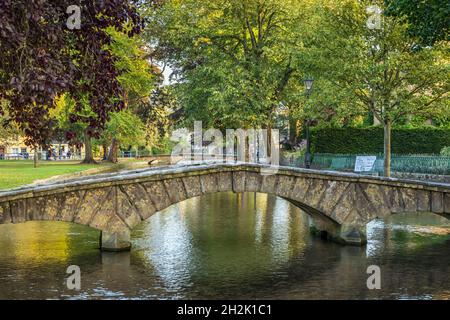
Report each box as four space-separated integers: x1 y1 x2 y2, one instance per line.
303 78 314 169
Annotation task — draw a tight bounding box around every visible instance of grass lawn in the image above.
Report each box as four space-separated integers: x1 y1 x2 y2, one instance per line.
0 160 107 190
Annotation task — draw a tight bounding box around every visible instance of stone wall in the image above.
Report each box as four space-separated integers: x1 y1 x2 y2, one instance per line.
392 172 450 183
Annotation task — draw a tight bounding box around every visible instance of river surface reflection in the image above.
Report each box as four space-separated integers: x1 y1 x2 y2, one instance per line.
0 192 449 299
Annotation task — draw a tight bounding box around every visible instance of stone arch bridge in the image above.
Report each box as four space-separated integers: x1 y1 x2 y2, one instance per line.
0 163 449 251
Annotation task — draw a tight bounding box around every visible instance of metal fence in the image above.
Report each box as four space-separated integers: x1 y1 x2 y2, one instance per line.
120 150 161 158
282 153 450 175
0 152 83 161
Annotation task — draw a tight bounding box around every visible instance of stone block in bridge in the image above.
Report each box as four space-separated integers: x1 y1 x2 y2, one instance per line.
100 230 131 252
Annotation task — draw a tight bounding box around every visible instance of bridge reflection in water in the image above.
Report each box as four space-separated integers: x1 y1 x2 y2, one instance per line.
0 192 449 300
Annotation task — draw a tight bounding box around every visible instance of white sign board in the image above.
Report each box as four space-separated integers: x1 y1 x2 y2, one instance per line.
354 156 377 172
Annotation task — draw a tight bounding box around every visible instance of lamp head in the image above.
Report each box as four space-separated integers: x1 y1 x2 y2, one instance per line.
303 77 314 92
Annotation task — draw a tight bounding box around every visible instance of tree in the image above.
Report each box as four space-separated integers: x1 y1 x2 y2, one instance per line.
53 93 96 162
65 2 142 163
304 0 449 176
385 0 450 47
135 86 174 154
98 110 146 163
104 27 157 162
0 1 72 166
143 0 305 131
0 0 143 165
107 27 157 109
0 100 22 153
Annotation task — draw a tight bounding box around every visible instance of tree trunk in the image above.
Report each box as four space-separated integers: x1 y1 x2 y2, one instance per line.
102 143 108 161
82 129 97 164
245 135 250 163
107 138 119 163
383 119 391 177
267 124 272 159
33 145 38 168
289 118 298 145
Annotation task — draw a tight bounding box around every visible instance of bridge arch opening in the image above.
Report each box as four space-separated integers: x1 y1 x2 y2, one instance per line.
126 189 354 255
130 192 314 277
131 191 314 232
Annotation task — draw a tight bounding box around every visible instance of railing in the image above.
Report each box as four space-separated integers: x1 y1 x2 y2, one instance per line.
281 153 450 175
120 150 161 158
0 152 84 161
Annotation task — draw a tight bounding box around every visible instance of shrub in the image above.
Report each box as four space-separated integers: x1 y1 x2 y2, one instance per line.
311 127 450 155
440 146 450 156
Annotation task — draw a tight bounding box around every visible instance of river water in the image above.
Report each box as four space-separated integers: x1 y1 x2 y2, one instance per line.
0 192 449 300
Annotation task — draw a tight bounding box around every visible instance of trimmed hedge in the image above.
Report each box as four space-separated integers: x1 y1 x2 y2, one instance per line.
311 127 450 155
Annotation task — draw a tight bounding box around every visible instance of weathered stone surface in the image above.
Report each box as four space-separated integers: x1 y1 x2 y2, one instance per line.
352 184 378 222
200 174 218 194
275 175 295 198
260 175 278 194
105 214 129 234
115 186 142 229
100 230 131 252
142 181 171 211
288 198 340 239
120 184 156 220
164 178 187 203
89 190 117 231
75 188 111 226
57 191 83 222
182 176 202 198
27 195 61 221
416 190 431 212
445 193 450 214
401 188 418 212
303 179 328 208
44 195 62 221
329 184 364 225
357 184 391 219
431 191 444 213
232 171 246 193
316 181 351 215
309 214 340 239
386 187 404 213
217 172 233 192
0 202 11 224
25 197 43 221
244 172 262 192
10 199 27 223
289 177 311 202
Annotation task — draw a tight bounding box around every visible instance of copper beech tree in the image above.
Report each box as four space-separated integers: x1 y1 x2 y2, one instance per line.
0 0 142 165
